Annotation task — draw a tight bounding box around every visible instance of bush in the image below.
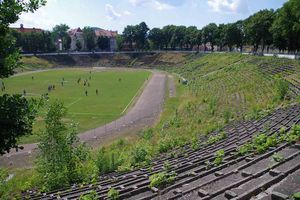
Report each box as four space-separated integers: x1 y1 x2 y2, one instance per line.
131 143 151 166
141 128 154 140
158 136 175 153
272 153 284 162
223 110 231 123
149 171 176 188
293 192 300 200
207 132 227 145
96 148 124 174
275 77 289 101
213 149 225 166
36 102 96 191
107 188 119 200
79 190 98 200
237 143 253 156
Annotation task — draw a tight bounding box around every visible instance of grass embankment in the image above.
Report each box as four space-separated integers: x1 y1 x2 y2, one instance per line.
0 69 150 144
1 53 300 199
88 53 300 175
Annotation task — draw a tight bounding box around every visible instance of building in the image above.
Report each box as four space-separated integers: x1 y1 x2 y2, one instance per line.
12 24 43 33
68 28 85 51
94 28 118 51
68 27 118 51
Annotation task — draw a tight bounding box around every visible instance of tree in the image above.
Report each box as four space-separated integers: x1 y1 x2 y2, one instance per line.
148 28 164 50
170 26 186 49
216 24 227 51
135 22 149 50
0 95 40 155
202 23 218 52
271 0 300 52
244 9 275 53
122 25 136 50
52 24 70 51
196 29 202 50
63 35 71 51
97 36 110 51
0 0 45 154
83 27 96 51
37 101 96 191
116 35 124 51
184 26 198 49
76 40 82 51
162 25 176 49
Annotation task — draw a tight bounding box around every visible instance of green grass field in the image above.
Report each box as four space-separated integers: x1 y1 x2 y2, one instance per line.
0 69 151 144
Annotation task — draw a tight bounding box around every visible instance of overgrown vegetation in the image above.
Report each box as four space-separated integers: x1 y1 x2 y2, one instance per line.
79 190 99 200
213 149 225 166
3 53 300 198
237 125 300 156
36 101 97 191
107 188 119 200
149 161 177 188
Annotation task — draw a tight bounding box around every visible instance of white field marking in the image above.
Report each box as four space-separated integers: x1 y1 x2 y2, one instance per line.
66 98 82 108
68 112 118 116
121 75 151 115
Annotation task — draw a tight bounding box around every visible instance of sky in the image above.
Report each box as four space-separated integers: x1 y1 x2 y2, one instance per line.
12 0 287 33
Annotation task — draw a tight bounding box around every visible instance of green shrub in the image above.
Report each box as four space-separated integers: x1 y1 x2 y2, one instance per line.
275 77 289 101
214 149 225 166
293 192 300 200
191 135 199 150
158 136 175 153
237 143 253 156
141 128 154 140
96 148 124 174
149 171 176 188
131 143 151 166
79 190 98 200
207 132 227 145
107 188 119 200
36 102 96 191
223 110 231 123
272 153 284 162
209 97 217 115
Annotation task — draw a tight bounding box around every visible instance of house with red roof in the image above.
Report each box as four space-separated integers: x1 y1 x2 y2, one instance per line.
68 27 118 51
12 24 43 33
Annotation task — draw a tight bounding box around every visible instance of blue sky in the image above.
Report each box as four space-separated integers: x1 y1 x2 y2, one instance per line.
12 0 287 33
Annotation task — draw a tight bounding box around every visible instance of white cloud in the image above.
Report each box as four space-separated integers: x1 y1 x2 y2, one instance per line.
129 0 174 11
207 0 248 14
11 0 57 30
123 10 132 16
105 4 122 20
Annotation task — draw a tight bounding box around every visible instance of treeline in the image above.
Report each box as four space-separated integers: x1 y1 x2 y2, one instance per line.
11 24 112 53
11 24 71 53
10 0 300 53
118 0 300 53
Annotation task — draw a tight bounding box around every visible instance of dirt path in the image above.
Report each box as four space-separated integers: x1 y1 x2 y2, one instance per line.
0 71 168 168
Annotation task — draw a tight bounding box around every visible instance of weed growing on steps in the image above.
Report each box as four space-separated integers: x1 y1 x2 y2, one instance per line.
149 161 177 188
214 149 225 166
237 125 300 156
107 188 119 200
79 190 98 200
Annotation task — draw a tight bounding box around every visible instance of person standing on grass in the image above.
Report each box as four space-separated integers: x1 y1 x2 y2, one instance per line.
85 90 88 96
23 89 26 96
96 89 98 95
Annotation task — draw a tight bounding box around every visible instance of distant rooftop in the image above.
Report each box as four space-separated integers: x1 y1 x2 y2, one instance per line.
11 24 43 33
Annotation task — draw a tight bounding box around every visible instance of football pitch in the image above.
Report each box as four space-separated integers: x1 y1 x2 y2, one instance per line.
0 68 151 143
